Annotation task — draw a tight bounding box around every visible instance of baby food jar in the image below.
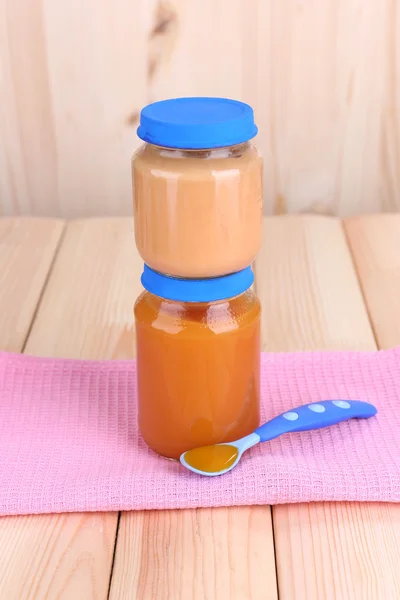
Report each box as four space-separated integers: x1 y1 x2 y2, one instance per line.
132 97 263 278
134 266 261 459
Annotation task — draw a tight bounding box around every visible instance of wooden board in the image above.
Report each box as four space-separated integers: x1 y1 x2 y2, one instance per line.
0 217 64 352
110 506 276 600
254 215 400 599
1 1 400 217
255 216 375 352
345 214 400 349
24 218 140 358
0 0 148 217
0 513 116 600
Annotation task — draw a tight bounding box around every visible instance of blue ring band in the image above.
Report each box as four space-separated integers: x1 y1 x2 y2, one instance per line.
141 265 254 302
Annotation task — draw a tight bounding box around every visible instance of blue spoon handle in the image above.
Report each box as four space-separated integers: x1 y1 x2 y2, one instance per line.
254 400 377 443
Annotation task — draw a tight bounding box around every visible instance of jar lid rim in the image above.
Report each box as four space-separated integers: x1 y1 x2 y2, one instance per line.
137 97 258 149
141 265 254 302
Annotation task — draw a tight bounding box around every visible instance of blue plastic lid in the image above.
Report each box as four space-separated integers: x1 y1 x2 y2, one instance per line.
137 97 258 149
141 265 254 302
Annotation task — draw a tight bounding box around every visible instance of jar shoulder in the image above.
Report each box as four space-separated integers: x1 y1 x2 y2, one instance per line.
132 142 262 174
134 291 261 331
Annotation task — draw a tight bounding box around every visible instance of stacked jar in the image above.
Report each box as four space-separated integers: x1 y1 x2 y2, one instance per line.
132 97 263 459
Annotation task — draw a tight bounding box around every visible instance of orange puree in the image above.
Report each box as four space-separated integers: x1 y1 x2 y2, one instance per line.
183 444 239 473
134 290 261 459
132 142 263 278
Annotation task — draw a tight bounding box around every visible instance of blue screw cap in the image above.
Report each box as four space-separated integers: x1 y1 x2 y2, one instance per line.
137 97 258 149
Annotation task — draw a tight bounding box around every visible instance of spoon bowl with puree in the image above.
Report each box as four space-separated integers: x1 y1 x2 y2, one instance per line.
180 400 377 477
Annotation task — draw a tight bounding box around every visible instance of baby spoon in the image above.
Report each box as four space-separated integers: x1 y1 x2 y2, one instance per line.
180 400 377 477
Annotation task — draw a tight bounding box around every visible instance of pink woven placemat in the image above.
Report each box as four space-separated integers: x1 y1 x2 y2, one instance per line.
0 348 399 516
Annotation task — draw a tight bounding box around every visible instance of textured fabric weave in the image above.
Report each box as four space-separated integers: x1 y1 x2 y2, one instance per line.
0 349 399 516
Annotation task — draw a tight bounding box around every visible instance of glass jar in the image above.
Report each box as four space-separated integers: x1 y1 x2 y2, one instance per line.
132 97 263 278
134 266 261 459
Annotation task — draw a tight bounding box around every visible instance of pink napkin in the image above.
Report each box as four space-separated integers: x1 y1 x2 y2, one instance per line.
0 349 399 516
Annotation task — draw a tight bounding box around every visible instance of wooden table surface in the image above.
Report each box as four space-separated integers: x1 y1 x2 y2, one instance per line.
0 214 400 600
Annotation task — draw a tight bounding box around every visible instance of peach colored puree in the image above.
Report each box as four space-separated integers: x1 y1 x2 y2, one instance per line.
134 289 261 459
132 143 263 278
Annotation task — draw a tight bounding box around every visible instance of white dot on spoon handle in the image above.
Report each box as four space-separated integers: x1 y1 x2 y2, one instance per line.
283 412 299 421
332 400 351 409
308 403 326 413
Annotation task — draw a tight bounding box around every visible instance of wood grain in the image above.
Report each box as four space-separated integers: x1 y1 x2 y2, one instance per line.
255 216 400 599
248 0 389 215
25 218 140 358
344 214 400 349
0 217 64 352
147 0 244 103
0 219 141 599
255 216 375 352
0 0 148 217
0 513 117 600
110 506 276 600
2 1 400 217
275 502 400 600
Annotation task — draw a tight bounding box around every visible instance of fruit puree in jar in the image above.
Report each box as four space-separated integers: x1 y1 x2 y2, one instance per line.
133 142 262 278
132 97 263 278
134 270 261 459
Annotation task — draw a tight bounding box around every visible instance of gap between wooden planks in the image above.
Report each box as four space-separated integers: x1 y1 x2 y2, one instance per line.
254 215 400 600
0 217 277 600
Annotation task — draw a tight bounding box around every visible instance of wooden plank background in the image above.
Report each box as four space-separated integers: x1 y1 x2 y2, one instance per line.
1 0 399 218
